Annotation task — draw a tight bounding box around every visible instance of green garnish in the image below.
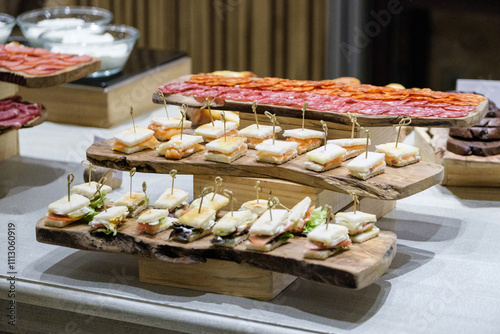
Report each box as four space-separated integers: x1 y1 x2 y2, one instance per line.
302 207 327 235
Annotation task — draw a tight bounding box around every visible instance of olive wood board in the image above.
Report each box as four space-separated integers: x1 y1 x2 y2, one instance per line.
0 58 101 88
86 138 444 200
152 75 488 128
36 217 397 290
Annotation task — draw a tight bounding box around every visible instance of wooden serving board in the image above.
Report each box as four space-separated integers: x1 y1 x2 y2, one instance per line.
0 59 101 88
86 139 444 200
36 218 397 290
152 76 488 128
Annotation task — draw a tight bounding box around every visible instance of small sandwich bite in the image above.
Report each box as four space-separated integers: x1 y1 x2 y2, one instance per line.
170 206 216 242
283 128 324 154
113 127 158 154
148 117 192 141
375 142 421 167
71 181 112 210
44 194 95 228
238 124 282 149
246 209 293 252
189 192 229 212
211 210 255 247
327 138 370 160
89 206 128 236
335 211 379 243
239 199 268 220
255 139 298 164
114 192 148 217
346 152 386 180
305 144 347 172
136 208 177 234
153 188 189 217
205 136 248 164
194 120 238 142
157 134 204 160
304 224 351 260
286 196 315 234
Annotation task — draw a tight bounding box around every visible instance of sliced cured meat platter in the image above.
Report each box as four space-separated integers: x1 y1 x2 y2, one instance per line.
86 138 444 200
35 217 397 289
0 96 47 132
153 75 488 128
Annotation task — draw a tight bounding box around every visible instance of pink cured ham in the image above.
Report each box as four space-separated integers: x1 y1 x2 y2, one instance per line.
0 96 42 130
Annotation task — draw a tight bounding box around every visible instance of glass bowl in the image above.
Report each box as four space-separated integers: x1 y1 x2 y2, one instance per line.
39 24 139 78
16 6 113 47
0 13 16 44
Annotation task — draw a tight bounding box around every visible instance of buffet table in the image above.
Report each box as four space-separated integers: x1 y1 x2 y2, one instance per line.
1 107 500 334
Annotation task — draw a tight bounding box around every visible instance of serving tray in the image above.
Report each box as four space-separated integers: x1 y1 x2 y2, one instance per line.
86 139 444 200
36 217 397 290
153 75 488 128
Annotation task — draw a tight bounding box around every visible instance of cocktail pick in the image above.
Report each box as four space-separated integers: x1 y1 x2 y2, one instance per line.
347 112 360 139
267 196 280 221
129 167 136 198
264 111 279 145
221 111 227 142
95 176 107 212
202 97 215 126
130 106 136 133
324 204 332 229
254 180 261 203
301 101 309 131
157 89 169 119
67 173 74 202
224 189 235 217
393 116 412 148
252 101 259 129
365 129 370 159
198 186 213 214
169 169 177 195
179 104 187 140
211 176 223 201
81 160 95 186
320 120 328 150
142 181 147 205
347 190 360 214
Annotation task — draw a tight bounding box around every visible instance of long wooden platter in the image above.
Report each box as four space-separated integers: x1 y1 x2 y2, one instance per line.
36 217 397 290
152 75 489 128
87 138 444 200
0 58 101 88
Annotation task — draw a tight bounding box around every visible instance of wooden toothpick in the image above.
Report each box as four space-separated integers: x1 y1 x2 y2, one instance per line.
142 181 147 203
129 167 136 198
199 187 212 214
324 204 332 230
254 180 261 203
130 107 136 133
211 176 223 201
179 104 187 140
394 116 412 148
320 120 328 150
365 129 370 159
221 111 227 142
264 111 279 145
301 101 309 131
252 101 259 129
67 173 74 202
169 169 177 195
157 89 169 119
202 97 215 126
347 190 360 214
95 176 107 212
81 160 95 186
224 189 235 217
267 196 280 221
347 112 360 139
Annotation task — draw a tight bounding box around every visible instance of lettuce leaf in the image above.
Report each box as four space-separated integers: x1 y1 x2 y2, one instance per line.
278 231 294 242
80 207 98 223
90 190 107 210
302 207 327 235
91 227 117 236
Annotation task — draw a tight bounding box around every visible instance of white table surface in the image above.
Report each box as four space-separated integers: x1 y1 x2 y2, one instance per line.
1 106 500 334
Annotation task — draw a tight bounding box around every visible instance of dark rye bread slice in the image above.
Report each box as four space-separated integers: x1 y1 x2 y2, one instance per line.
449 126 500 141
447 136 500 156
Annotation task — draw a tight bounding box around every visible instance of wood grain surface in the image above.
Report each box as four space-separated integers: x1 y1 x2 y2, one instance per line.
0 59 101 88
36 217 397 290
86 138 444 200
152 75 488 128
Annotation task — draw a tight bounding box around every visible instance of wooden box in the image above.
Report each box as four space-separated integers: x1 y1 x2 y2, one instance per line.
0 82 17 99
0 129 19 162
18 50 191 128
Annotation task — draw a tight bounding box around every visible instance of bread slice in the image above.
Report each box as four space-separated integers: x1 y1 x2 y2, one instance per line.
151 117 192 129
114 127 155 147
238 124 282 139
43 218 78 228
375 142 421 167
48 194 90 216
351 226 380 243
205 149 246 164
194 120 238 141
154 188 189 210
446 136 500 156
205 136 248 163
303 247 346 260
305 144 346 172
189 193 229 212
328 138 370 160
245 238 287 252
255 139 298 164
347 152 386 180
72 181 112 199
283 128 324 140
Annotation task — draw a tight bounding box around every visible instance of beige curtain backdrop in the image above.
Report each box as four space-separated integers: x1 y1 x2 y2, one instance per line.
37 0 328 79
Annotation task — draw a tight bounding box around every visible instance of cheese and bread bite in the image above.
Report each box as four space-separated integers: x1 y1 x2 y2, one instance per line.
335 211 379 243
346 151 386 180
188 192 229 212
239 199 268 220
205 136 248 164
286 196 315 234
148 117 192 141
156 134 204 160
283 128 324 154
71 181 112 210
194 120 238 142
246 209 293 252
255 139 298 164
304 223 351 260
305 143 347 172
153 188 189 217
114 192 148 217
375 142 421 167
112 127 158 154
327 138 370 160
89 206 128 236
170 206 216 242
136 208 177 234
211 210 255 247
238 124 282 149
44 194 95 228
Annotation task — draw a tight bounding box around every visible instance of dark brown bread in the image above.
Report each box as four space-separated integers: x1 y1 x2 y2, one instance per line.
447 137 500 156
449 127 500 141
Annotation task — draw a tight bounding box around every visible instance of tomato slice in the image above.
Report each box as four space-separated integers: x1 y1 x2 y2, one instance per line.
248 233 277 246
46 213 80 222
137 223 159 233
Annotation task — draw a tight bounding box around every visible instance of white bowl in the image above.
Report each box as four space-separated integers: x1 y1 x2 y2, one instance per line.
16 6 112 47
0 13 15 44
39 24 139 78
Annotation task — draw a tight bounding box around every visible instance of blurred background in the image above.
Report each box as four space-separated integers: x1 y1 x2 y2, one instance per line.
2 0 499 91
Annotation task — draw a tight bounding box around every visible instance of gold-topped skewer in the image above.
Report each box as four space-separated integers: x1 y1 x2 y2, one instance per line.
179 104 187 140
67 173 74 202
221 111 227 142
365 129 370 159
264 111 279 145
169 169 177 195
254 180 261 203
81 160 95 186
347 112 360 139
252 101 259 129
95 176 107 212
211 176 223 201
129 167 136 198
224 189 235 217
320 120 328 150
130 106 136 133
324 204 333 229
156 89 169 119
202 97 215 126
198 187 213 213
393 116 412 148
347 190 360 214
301 101 309 131
267 196 280 221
